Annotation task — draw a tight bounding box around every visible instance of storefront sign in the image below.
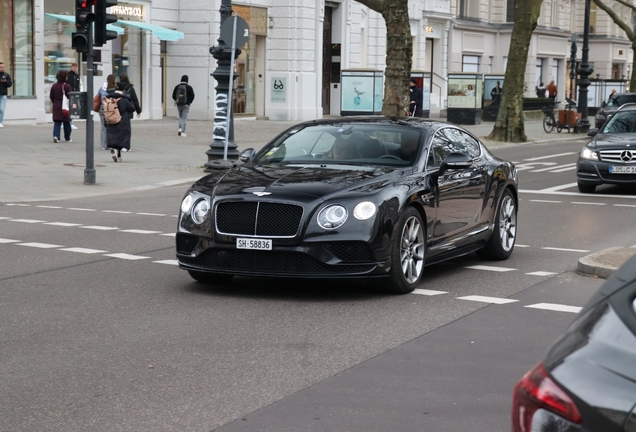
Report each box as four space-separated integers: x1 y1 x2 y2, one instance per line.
233 5 268 36
111 3 145 21
271 78 286 102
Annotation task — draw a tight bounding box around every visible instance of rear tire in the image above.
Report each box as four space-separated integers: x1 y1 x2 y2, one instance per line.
188 270 234 284
477 189 517 261
543 116 554 133
577 182 596 193
386 207 426 294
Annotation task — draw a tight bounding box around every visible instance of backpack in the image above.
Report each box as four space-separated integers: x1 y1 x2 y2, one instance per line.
103 96 122 125
176 84 188 105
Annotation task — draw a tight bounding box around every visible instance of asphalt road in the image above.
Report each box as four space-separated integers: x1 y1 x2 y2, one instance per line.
2 137 636 432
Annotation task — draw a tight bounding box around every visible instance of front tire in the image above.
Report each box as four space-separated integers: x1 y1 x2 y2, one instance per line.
543 116 554 133
188 270 234 284
577 182 596 193
477 189 517 261
387 207 426 294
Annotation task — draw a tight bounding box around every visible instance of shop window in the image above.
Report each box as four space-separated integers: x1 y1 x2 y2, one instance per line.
232 33 255 115
43 15 78 112
1 0 35 97
462 55 481 73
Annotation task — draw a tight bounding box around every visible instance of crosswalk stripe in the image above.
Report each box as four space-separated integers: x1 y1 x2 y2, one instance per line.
412 289 448 296
465 265 516 272
457 295 518 304
60 247 108 254
17 242 64 249
525 303 582 313
104 253 151 260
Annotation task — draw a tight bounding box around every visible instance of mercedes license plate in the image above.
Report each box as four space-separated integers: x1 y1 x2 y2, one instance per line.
609 165 636 174
236 238 272 250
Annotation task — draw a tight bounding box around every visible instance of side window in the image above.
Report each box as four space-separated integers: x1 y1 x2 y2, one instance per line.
441 128 480 159
427 131 454 169
457 131 482 158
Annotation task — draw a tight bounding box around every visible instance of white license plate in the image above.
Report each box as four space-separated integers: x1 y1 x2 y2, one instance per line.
609 165 636 174
236 238 272 250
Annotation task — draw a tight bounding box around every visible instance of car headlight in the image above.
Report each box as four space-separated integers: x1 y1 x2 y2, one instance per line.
181 194 193 213
353 201 376 220
580 147 598 160
317 204 348 229
191 199 210 224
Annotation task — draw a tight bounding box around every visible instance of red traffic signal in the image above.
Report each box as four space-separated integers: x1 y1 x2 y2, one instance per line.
75 0 96 32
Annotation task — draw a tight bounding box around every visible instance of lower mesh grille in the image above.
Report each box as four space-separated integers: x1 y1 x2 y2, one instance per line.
326 242 375 262
176 234 198 255
179 249 375 275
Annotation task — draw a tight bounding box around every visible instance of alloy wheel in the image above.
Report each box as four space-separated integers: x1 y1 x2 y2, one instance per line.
499 195 516 252
400 216 425 284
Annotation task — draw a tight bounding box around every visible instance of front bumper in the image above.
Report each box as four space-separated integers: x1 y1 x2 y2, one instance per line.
576 158 636 186
176 233 389 278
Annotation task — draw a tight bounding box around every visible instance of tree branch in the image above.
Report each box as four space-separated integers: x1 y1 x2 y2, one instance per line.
354 0 383 13
612 0 636 13
593 0 635 40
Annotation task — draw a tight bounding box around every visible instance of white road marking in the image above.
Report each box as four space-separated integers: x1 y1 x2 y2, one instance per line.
531 163 576 173
60 247 108 254
539 182 579 192
614 204 636 208
0 238 20 243
0 217 11 220
80 225 120 230
101 210 132 214
457 295 518 304
119 229 163 234
520 187 636 199
412 289 448 296
170 215 179 218
18 242 63 249
525 303 582 313
542 247 590 253
153 260 179 265
36 205 62 209
161 233 176 237
551 165 577 173
136 212 167 217
10 219 45 223
524 152 576 161
529 199 562 203
515 244 530 248
526 271 558 276
465 265 516 272
129 177 202 192
104 253 151 260
571 201 606 206
44 222 83 227
67 208 97 212
5 203 31 206
516 162 556 172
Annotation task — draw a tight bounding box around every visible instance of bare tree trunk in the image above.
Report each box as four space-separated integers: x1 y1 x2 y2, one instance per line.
487 0 544 142
356 0 411 116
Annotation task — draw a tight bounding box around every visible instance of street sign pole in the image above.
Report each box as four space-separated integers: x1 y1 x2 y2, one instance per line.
84 20 95 185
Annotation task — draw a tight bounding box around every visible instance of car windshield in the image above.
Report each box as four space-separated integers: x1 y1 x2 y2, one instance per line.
603 111 636 134
253 124 424 166
608 94 636 107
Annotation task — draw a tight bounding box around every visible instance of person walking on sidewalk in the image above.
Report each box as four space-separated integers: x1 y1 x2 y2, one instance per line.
67 63 80 130
0 61 13 128
96 74 115 150
50 70 73 143
104 83 136 162
117 73 141 119
172 75 195 137
547 80 558 101
408 79 423 118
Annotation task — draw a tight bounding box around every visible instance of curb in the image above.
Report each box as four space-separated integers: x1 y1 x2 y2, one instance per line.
577 245 636 279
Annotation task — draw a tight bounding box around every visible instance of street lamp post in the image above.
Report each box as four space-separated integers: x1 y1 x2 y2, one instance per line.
569 34 577 104
576 0 592 130
206 0 240 170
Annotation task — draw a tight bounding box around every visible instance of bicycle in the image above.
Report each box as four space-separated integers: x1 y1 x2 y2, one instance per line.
542 103 557 133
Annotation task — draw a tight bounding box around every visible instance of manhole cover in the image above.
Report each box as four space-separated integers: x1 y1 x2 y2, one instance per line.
64 163 107 168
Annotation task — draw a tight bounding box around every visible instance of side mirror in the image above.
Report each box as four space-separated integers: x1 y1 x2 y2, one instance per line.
439 152 472 175
239 148 256 163
587 128 598 137
601 101 607 108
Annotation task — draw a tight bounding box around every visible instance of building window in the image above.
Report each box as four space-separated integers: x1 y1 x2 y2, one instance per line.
536 58 544 85
459 0 479 20
590 3 596 34
462 55 481 73
0 0 35 97
506 0 515 22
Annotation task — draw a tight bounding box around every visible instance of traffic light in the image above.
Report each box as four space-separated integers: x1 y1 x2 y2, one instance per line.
94 0 119 47
73 0 96 52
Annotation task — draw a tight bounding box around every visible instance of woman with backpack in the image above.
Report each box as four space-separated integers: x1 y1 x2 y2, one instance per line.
103 83 136 162
96 74 116 150
49 70 73 143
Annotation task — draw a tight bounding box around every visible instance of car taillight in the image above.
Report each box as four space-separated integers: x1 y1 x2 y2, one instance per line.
512 362 582 432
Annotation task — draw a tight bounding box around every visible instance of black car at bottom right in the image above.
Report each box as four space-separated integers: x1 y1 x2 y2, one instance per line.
512 253 636 432
577 104 636 193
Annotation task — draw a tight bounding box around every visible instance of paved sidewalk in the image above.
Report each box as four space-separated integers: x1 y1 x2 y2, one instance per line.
1 114 629 277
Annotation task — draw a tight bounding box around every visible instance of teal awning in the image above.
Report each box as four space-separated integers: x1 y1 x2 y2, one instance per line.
117 20 184 41
45 13 124 35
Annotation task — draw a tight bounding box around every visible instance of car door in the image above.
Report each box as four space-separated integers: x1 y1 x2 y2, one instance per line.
426 127 486 250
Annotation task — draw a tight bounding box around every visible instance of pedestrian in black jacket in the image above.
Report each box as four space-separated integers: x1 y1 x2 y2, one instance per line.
0 61 14 127
172 75 195 137
117 73 142 119
105 85 136 162
409 78 424 117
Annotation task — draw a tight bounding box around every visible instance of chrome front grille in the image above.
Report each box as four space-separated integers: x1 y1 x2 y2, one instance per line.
215 201 304 238
599 149 636 164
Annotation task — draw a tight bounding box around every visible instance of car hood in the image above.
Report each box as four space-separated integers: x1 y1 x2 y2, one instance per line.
192 164 404 199
592 133 636 150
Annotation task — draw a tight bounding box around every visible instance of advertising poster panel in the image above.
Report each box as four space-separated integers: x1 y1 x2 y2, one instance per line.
448 75 480 109
484 75 505 107
342 73 375 112
374 72 383 112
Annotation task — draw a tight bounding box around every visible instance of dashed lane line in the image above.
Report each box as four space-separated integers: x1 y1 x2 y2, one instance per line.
36 205 62 209
516 244 530 248
103 253 151 260
17 242 64 249
614 204 636 208
44 222 83 227
119 229 163 234
152 260 179 266
79 225 120 231
4 204 180 218
67 208 97 212
542 247 590 253
5 203 30 207
412 289 448 296
60 247 108 254
456 295 519 305
526 271 558 276
525 303 582 313
0 238 20 243
571 201 606 206
529 199 562 203
136 213 167 217
101 210 132 214
465 265 516 272
530 163 576 173
523 152 577 161
161 233 176 237
10 219 46 223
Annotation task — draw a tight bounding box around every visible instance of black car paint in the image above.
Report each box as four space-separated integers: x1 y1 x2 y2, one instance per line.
595 93 636 128
577 131 636 188
176 118 517 279
530 254 636 431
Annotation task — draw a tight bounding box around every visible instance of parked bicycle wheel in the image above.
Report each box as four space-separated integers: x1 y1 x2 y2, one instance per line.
543 115 554 133
574 119 582 134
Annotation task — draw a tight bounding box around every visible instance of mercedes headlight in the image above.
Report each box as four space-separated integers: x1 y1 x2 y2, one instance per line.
353 201 376 220
191 199 210 224
317 204 348 230
181 194 193 213
580 147 598 160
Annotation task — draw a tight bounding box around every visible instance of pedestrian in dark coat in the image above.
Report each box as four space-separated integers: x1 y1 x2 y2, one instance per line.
409 78 424 117
49 70 72 143
117 73 141 119
105 86 136 162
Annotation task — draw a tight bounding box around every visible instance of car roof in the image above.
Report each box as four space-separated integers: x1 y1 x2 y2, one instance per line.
289 116 463 135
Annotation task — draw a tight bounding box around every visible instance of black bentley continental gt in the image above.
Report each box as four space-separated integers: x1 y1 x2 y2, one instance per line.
176 117 518 294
